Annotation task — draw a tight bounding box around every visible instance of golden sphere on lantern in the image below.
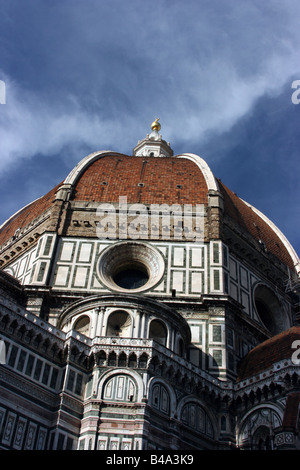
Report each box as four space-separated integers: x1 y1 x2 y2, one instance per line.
151 118 161 131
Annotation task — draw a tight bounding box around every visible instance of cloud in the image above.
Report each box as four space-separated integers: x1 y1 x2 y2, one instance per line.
0 76 137 173
0 0 299 256
0 0 300 173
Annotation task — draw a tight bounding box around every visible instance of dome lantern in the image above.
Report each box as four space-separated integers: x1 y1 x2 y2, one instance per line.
133 118 173 157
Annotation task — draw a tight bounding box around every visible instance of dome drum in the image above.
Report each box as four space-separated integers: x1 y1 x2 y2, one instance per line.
59 294 191 354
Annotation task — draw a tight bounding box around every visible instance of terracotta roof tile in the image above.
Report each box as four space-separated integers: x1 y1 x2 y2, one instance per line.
72 155 208 205
0 183 61 247
237 326 300 381
218 180 295 271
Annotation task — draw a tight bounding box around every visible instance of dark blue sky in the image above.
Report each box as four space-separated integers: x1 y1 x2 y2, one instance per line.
0 0 299 258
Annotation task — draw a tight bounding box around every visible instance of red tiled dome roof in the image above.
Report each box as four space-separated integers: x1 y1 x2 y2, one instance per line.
0 183 61 247
0 152 298 276
0 154 209 249
218 180 296 271
72 154 209 205
237 326 300 381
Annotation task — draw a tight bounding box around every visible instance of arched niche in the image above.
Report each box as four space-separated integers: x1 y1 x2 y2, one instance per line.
149 319 167 346
252 426 272 450
106 310 132 337
74 315 91 337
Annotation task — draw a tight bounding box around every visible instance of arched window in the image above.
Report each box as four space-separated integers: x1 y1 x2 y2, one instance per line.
138 353 148 368
150 382 170 415
128 353 137 368
149 320 167 346
181 402 214 437
98 350 106 366
108 351 117 366
74 315 90 336
118 352 127 367
103 375 137 402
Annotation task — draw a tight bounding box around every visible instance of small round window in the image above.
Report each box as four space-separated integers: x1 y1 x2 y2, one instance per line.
98 241 165 293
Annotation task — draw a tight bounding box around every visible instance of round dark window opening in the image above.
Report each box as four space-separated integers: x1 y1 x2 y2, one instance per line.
98 241 165 293
254 284 290 335
113 264 149 290
254 299 273 333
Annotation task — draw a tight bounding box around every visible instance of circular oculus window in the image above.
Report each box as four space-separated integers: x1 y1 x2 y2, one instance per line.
254 284 289 335
98 241 165 293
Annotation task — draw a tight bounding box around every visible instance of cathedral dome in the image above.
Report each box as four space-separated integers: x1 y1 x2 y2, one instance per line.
0 147 298 277
1 122 300 451
237 326 300 381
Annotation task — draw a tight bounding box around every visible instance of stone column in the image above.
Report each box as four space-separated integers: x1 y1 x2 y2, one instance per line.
134 310 141 338
95 307 105 337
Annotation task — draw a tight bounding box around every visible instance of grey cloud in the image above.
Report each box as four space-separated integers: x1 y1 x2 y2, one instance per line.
1 0 300 172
